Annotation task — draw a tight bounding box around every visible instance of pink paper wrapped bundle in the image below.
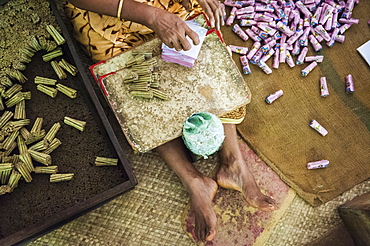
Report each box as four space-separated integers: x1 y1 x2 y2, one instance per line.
161 20 207 68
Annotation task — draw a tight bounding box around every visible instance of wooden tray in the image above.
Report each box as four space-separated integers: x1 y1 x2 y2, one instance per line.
90 18 251 152
0 0 137 245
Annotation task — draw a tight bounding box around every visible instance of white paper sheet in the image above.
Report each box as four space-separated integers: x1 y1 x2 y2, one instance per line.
161 20 208 67
357 40 370 66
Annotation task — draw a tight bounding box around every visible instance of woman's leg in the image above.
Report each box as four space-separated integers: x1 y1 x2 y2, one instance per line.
217 124 277 211
155 138 218 242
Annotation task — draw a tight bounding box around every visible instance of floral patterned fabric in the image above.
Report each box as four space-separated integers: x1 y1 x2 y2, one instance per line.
64 0 202 61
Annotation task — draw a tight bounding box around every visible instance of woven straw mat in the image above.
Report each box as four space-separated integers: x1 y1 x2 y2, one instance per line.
29 138 369 245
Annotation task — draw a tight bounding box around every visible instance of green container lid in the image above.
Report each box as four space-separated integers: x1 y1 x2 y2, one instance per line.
182 112 225 159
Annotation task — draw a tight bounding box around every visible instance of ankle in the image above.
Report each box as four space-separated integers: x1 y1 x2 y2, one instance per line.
184 175 215 194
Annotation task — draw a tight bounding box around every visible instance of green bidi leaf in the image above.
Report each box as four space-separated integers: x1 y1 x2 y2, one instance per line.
182 112 225 159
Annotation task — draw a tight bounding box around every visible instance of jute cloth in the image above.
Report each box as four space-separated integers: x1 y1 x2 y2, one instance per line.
231 2 370 206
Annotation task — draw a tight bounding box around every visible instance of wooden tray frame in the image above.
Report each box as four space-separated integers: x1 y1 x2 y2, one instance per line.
0 1 137 245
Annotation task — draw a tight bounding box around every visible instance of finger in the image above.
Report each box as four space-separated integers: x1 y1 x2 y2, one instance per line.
166 41 174 49
184 25 200 46
173 39 184 51
220 2 226 26
220 10 225 27
214 8 221 30
176 31 192 51
201 3 215 28
207 0 221 29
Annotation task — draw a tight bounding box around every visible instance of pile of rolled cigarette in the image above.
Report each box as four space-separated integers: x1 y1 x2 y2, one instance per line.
0 23 123 196
4 25 78 100
124 51 169 100
0 114 74 195
224 0 360 170
224 0 359 76
0 26 84 195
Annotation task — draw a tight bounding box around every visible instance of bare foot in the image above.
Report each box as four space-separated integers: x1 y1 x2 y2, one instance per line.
155 138 218 242
217 155 277 211
187 176 218 242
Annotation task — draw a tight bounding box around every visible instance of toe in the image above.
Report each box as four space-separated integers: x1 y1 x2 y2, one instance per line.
206 228 216 241
195 222 206 242
205 213 217 241
260 197 278 211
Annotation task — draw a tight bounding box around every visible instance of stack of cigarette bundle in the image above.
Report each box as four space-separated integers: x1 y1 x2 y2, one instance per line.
161 20 208 68
123 51 169 100
224 0 359 76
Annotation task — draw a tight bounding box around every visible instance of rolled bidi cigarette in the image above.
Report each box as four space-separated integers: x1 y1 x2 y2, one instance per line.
305 55 324 63
251 26 268 40
272 48 280 69
320 77 329 97
245 29 262 42
246 41 261 60
279 43 287 63
345 74 355 94
257 23 277 36
285 51 295 68
310 6 322 25
324 11 335 30
235 6 254 15
308 35 323 52
307 160 329 170
335 35 346 43
319 4 334 25
240 56 251 74
271 1 285 19
226 7 237 26
314 25 331 42
339 18 359 25
326 28 340 47
260 40 276 54
287 29 304 45
229 45 248 55
295 1 313 17
223 0 243 8
310 119 328 136
341 0 355 18
276 21 295 37
339 24 352 35
239 19 257 26
250 48 264 64
255 4 274 12
331 9 339 30
291 40 301 56
254 13 274 22
260 48 275 63
265 89 283 104
298 27 310 46
232 24 249 41
257 61 272 74
301 61 318 76
236 13 255 20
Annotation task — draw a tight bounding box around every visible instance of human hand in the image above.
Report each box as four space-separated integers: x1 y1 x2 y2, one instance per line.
182 0 226 30
150 9 200 51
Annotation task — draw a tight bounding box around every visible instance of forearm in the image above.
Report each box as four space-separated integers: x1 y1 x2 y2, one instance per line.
67 0 159 28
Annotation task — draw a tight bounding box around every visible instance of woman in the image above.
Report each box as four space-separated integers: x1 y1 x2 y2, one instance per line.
65 0 277 242
64 0 225 61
